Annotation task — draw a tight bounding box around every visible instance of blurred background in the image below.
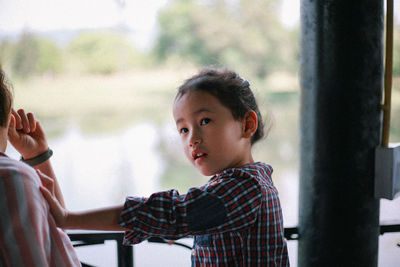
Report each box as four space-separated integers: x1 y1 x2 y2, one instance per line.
1 0 399 266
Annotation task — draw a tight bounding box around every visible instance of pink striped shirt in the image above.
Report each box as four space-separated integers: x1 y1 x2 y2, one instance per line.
0 152 80 267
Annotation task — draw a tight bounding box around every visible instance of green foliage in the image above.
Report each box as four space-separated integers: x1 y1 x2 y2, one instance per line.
154 0 219 66
0 33 64 78
154 0 297 79
36 39 63 75
1 30 145 78
0 40 14 71
11 32 39 78
67 31 140 74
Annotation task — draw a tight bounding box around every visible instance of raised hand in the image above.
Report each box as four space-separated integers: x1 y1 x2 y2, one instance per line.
8 108 66 208
8 109 49 159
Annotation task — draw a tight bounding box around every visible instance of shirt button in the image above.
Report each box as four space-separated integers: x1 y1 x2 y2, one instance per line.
191 249 196 256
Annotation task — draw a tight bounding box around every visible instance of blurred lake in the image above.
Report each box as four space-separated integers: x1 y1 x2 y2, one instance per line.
6 121 400 267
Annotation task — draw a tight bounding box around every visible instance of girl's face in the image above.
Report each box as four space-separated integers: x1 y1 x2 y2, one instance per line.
173 90 254 176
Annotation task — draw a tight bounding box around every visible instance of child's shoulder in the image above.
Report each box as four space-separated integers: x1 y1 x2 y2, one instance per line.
203 162 273 189
218 162 272 179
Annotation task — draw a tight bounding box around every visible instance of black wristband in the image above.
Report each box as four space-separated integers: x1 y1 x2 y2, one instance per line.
20 148 53 166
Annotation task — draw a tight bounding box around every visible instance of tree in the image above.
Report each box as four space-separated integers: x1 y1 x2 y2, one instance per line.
67 31 140 74
36 38 63 75
3 33 64 78
154 0 218 65
11 32 39 78
0 40 14 72
154 0 296 79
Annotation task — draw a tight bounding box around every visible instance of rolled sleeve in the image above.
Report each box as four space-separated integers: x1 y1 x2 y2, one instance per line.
118 190 191 244
119 196 145 229
118 196 148 245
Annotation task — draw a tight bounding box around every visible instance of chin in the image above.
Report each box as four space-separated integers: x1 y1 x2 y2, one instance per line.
193 165 212 176
197 166 220 176
201 170 214 176
191 160 224 176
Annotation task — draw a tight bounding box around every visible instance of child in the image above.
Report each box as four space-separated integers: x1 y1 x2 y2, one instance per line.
0 68 80 266
39 67 289 266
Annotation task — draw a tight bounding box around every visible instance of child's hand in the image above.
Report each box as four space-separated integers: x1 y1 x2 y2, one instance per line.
38 170 69 228
8 109 49 160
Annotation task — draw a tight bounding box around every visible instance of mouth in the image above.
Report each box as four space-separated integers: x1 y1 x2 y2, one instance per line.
192 151 208 161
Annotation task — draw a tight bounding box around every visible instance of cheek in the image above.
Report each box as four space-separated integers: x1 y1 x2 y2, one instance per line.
182 141 192 161
220 124 241 141
229 122 244 139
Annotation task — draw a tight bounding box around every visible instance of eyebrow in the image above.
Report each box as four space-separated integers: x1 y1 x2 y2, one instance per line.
175 108 214 125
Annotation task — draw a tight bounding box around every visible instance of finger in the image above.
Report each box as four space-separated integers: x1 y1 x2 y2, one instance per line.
12 108 23 130
27 112 37 133
39 186 66 228
34 121 47 140
38 172 54 192
40 185 53 201
37 170 55 195
40 186 58 211
17 109 30 133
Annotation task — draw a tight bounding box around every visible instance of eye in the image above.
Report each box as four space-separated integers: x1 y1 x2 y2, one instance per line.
200 118 211 125
179 128 189 134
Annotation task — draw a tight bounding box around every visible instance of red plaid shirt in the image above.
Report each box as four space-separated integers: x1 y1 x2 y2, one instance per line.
119 162 289 266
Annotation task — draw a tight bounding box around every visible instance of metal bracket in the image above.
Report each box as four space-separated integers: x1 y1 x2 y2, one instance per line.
375 144 400 200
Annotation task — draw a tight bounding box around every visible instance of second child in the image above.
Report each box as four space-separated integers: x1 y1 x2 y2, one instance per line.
39 67 289 266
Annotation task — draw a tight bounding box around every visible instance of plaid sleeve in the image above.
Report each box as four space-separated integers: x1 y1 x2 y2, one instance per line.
118 169 263 245
190 172 263 235
119 190 191 244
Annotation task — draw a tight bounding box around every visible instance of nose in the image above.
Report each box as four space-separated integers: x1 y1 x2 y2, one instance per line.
189 128 201 147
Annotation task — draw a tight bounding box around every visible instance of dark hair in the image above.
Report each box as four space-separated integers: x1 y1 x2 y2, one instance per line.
0 68 13 127
176 67 265 145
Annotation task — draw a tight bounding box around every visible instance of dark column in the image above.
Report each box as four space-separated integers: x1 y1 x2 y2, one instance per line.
298 1 383 266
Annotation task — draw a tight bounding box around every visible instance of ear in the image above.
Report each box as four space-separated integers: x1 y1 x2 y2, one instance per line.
6 112 11 128
0 114 10 152
242 110 258 139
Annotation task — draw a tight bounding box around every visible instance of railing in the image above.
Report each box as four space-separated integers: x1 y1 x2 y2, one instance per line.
68 232 133 267
68 224 399 267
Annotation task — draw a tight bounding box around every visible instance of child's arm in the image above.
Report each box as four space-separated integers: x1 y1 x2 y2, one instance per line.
117 176 264 244
8 109 66 208
38 170 127 231
66 206 126 231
